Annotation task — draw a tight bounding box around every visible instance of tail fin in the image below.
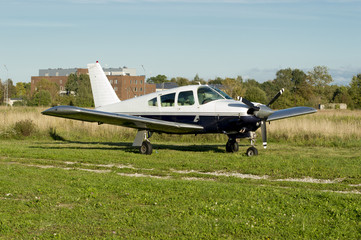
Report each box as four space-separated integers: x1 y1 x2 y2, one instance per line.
87 62 120 108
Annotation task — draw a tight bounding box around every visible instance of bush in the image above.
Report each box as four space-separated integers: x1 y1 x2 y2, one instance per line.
13 120 37 137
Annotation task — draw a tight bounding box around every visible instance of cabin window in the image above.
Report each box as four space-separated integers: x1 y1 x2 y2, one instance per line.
177 91 195 106
148 97 157 107
160 93 175 107
197 87 224 105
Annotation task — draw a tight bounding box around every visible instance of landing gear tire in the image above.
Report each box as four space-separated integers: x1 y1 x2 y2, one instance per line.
246 147 258 157
139 141 153 155
226 140 239 153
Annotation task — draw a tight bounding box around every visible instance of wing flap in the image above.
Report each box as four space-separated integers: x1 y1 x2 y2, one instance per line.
267 107 317 121
42 106 204 134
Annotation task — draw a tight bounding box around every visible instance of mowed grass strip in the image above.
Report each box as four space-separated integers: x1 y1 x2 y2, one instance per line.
1 163 361 239
1 139 360 182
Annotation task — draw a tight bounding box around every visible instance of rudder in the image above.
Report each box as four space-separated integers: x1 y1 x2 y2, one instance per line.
87 62 120 108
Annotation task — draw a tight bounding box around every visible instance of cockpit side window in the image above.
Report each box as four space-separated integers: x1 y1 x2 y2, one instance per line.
160 93 175 107
148 97 158 107
177 91 195 106
197 87 224 105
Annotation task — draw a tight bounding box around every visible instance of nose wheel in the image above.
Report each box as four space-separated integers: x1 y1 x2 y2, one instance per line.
246 146 258 156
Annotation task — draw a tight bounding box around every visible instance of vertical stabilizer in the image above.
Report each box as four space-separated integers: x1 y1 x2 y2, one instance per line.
87 62 120 108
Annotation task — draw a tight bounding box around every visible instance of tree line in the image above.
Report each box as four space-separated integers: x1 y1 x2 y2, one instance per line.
147 66 361 109
1 66 361 109
0 73 94 107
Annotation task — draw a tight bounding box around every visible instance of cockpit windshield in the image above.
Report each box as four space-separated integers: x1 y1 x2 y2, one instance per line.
210 86 233 100
197 86 225 105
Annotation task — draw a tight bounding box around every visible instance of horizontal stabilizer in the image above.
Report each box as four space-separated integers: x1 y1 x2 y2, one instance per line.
42 106 204 134
267 107 317 121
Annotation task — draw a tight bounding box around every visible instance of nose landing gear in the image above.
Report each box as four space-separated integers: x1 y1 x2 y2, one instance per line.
226 131 259 156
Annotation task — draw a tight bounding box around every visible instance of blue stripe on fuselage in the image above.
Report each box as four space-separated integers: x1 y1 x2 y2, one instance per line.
137 114 260 134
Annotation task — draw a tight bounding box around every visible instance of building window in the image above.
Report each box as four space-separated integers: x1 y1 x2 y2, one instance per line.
110 80 113 84
130 80 132 84
134 87 137 92
140 80 143 84
115 80 118 84
135 80 137 84
60 80 62 84
140 88 143 92
114 87 118 91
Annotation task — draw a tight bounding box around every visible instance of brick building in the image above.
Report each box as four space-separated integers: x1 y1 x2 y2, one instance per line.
31 67 156 100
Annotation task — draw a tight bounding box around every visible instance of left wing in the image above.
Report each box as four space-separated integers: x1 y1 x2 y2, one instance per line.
42 106 204 134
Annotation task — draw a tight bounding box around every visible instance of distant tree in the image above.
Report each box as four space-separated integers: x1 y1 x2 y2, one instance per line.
32 90 52 106
147 75 169 84
222 78 244 99
171 77 190 86
349 74 361 108
244 86 267 103
243 79 261 88
15 82 31 98
236 75 243 84
332 86 354 109
273 68 294 90
190 74 206 85
0 79 3 104
35 78 59 102
65 73 79 94
75 74 94 107
308 66 333 87
208 77 224 85
58 94 76 106
3 79 17 98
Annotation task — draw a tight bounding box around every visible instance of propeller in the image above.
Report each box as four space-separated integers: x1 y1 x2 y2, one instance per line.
240 88 284 149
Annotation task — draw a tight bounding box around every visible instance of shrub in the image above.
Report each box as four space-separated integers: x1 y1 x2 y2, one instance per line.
13 119 37 137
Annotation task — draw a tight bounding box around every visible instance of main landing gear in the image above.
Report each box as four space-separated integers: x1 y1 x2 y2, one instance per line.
226 132 259 157
133 130 153 155
140 140 152 155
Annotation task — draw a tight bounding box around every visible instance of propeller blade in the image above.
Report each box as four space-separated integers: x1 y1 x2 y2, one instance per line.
261 120 267 149
239 97 260 111
267 88 284 107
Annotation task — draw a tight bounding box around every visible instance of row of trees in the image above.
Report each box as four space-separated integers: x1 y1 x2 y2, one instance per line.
147 66 361 109
1 66 361 109
0 74 94 107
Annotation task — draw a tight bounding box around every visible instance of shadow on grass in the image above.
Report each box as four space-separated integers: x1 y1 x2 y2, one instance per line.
32 139 228 153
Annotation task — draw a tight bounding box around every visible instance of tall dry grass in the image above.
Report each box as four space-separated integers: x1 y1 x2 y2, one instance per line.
0 106 135 141
268 110 361 140
1 106 360 145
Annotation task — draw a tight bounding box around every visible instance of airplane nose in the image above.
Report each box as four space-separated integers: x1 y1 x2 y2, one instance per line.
254 105 274 119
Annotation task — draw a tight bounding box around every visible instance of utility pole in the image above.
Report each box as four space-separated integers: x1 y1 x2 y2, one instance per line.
141 65 146 95
3 65 9 107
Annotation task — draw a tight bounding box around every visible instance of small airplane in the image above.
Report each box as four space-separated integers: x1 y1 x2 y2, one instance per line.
42 62 317 156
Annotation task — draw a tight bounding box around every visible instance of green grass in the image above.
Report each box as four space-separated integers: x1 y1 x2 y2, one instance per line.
0 139 361 239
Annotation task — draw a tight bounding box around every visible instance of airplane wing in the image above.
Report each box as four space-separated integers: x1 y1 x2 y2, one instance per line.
42 106 204 134
267 106 317 122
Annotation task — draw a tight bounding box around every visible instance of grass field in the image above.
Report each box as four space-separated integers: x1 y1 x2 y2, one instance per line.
0 107 361 239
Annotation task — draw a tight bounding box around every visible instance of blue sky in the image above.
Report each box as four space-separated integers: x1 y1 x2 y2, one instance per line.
0 0 360 85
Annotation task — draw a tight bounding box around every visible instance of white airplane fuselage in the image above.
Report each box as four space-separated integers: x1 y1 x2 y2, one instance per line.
97 85 260 135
